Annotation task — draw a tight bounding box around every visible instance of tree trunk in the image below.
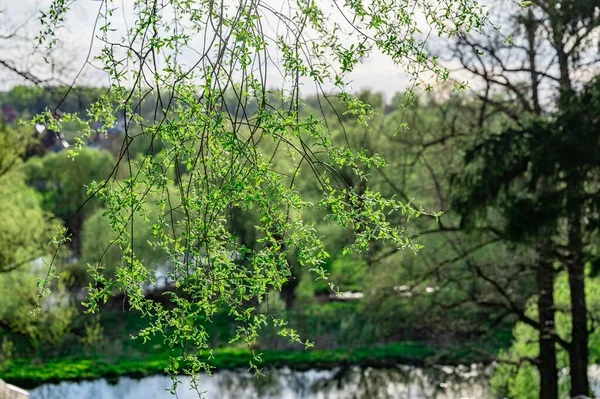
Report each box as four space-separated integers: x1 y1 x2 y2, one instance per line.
280 277 299 310
268 231 298 310
567 179 590 397
537 254 559 399
533 173 559 399
568 259 589 398
526 10 541 115
69 214 84 258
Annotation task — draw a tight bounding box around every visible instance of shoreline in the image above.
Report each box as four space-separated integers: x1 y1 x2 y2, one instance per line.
1 342 490 389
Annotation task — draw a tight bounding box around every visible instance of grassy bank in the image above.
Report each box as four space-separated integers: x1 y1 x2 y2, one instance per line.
1 341 488 389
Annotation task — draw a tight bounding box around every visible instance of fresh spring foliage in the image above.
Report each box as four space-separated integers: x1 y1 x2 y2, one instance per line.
33 0 491 384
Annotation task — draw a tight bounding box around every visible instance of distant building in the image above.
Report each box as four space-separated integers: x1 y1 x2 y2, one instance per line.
90 119 125 149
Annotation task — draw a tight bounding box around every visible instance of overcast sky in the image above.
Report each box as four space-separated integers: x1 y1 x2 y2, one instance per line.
0 0 478 101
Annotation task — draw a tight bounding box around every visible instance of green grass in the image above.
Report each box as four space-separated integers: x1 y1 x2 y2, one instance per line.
0 304 510 389
2 341 474 389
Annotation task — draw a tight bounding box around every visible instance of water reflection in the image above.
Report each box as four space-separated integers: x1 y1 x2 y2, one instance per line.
31 365 491 399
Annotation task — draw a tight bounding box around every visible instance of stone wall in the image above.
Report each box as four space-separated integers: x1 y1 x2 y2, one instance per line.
0 379 29 399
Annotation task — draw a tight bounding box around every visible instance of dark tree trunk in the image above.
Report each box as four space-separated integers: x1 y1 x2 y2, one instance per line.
568 259 589 398
267 231 298 310
69 214 84 257
526 10 541 115
567 179 590 397
533 174 559 399
280 277 299 310
537 255 559 399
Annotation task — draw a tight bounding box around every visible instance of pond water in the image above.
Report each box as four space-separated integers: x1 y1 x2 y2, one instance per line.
30 365 492 399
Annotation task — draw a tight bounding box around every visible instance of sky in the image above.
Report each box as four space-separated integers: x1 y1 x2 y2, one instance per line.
0 0 495 101
0 0 439 100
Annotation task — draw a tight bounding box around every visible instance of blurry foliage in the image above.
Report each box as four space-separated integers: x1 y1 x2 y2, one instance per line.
21 147 118 255
0 85 106 117
329 256 367 292
0 171 59 273
0 267 77 349
0 121 36 177
490 271 600 398
80 315 105 356
77 203 172 283
0 123 59 273
22 147 116 223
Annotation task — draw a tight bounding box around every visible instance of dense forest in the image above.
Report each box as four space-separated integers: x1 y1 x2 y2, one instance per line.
0 0 599 398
